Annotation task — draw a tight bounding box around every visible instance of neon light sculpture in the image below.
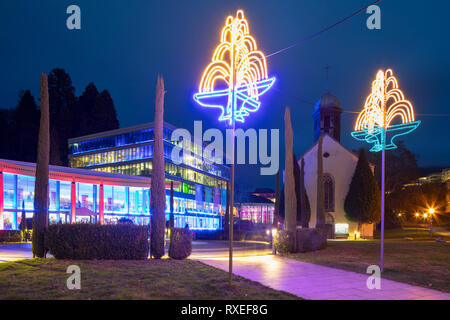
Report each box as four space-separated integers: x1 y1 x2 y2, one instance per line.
351 69 420 152
193 10 275 124
351 68 420 272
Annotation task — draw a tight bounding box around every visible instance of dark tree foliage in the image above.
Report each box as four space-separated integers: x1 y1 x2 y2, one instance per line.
1 68 120 166
0 109 13 159
93 90 119 132
77 82 100 136
11 90 40 162
367 140 420 193
387 182 447 218
48 68 77 165
77 84 119 136
344 148 381 225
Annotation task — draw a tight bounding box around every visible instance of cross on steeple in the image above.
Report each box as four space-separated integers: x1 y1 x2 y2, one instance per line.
325 64 331 92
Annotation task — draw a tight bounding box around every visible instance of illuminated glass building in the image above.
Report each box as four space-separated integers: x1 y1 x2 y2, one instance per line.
68 122 230 231
0 159 153 230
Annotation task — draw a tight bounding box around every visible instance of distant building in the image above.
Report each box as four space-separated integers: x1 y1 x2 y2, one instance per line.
404 168 450 188
237 193 275 225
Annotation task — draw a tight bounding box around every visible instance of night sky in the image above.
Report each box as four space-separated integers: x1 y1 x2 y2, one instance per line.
1 0 449 189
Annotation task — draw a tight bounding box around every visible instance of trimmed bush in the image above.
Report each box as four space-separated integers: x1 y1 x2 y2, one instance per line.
296 228 327 252
0 230 21 243
168 228 192 260
274 230 295 254
45 224 149 260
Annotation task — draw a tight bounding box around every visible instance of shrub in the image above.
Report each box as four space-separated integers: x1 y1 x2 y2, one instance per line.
45 224 149 260
168 227 192 260
274 230 295 254
0 230 21 243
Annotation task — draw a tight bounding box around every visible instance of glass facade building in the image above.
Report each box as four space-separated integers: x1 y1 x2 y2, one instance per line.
67 122 230 230
0 159 221 230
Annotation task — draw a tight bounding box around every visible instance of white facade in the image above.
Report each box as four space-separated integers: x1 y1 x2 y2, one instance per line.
300 135 375 238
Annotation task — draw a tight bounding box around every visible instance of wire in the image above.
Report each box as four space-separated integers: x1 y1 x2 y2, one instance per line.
275 90 450 117
267 0 383 58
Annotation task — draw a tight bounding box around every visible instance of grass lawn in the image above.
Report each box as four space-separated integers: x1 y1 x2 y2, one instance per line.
284 240 450 293
374 227 450 240
0 258 299 300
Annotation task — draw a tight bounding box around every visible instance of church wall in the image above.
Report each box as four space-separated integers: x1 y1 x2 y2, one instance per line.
301 135 363 238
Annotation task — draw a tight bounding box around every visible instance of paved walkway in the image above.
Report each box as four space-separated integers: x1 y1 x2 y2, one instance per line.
199 255 450 300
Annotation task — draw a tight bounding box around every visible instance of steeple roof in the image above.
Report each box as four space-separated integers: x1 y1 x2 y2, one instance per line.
314 91 342 111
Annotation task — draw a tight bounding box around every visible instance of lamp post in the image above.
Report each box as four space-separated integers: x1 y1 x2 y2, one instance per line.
415 212 419 234
351 69 420 272
428 208 435 240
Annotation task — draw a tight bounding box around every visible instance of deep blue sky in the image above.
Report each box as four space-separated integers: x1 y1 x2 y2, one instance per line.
1 0 449 189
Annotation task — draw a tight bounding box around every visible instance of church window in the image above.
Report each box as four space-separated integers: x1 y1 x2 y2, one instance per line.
323 173 334 212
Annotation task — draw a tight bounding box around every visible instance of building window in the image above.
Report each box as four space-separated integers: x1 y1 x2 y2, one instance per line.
323 173 334 212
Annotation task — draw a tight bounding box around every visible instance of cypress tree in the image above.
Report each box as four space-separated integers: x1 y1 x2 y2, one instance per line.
150 75 166 259
274 170 280 226
316 136 325 229
32 73 50 258
344 148 381 228
284 107 296 249
300 157 311 227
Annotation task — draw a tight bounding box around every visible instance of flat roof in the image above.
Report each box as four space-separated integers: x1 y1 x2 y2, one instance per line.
0 159 151 187
68 121 178 144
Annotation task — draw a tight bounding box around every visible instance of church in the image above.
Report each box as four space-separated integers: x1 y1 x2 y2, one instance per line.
298 90 375 239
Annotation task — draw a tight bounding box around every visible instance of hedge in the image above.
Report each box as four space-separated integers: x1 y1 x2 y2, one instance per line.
274 230 295 254
0 230 21 243
168 227 192 260
45 224 149 260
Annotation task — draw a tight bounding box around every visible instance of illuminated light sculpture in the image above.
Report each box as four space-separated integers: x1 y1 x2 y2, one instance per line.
351 69 421 152
193 9 275 124
351 68 420 272
193 10 274 286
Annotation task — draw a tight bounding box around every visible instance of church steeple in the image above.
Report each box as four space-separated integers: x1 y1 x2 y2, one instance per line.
313 66 343 142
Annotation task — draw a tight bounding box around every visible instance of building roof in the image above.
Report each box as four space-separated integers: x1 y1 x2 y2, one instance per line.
314 91 342 111
299 134 375 169
0 159 151 187
252 188 275 194
68 121 178 143
237 193 275 205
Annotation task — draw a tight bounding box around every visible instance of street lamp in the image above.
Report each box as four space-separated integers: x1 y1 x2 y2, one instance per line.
428 208 435 240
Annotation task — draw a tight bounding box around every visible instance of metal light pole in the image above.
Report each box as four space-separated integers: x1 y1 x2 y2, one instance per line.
228 41 237 287
380 144 385 272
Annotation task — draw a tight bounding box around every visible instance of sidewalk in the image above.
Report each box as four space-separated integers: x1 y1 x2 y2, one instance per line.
198 255 450 300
